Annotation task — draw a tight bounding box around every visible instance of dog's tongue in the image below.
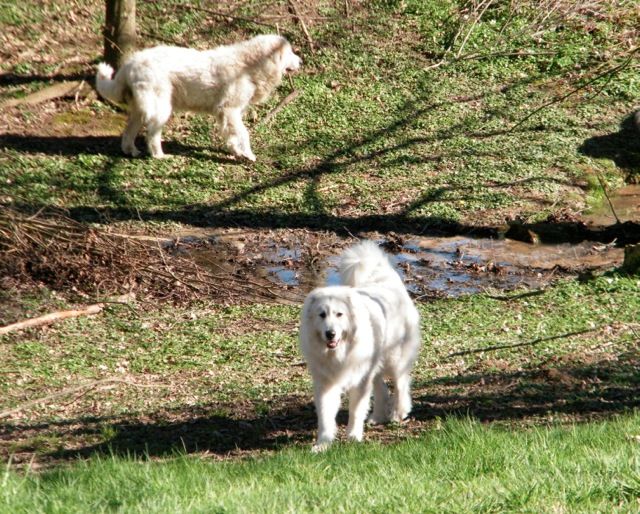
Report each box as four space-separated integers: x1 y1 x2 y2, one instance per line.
326 340 338 349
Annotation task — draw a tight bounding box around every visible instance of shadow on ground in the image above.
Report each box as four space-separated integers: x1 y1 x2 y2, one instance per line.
2 351 638 465
0 72 91 87
3 80 639 243
0 134 237 163
579 112 640 182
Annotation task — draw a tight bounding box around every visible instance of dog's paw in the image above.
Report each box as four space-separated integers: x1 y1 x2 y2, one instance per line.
346 432 363 442
239 151 256 162
367 413 389 425
122 145 141 158
311 442 331 453
389 411 410 424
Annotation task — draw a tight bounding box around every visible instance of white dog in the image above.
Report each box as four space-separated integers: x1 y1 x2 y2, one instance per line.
95 34 301 160
299 241 421 452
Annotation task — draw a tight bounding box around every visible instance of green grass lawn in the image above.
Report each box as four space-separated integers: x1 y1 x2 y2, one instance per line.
3 415 640 513
1 0 640 511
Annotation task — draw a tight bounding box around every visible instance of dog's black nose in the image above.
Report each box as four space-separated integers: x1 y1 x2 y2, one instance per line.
325 329 336 340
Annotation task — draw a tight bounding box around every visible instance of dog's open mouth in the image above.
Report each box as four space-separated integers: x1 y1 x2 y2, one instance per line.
326 340 339 349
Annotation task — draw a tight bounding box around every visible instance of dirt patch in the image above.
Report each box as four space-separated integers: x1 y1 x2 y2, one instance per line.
0 207 299 319
0 203 632 322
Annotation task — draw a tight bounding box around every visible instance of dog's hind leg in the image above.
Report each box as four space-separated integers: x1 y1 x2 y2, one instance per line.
312 383 341 452
136 89 171 158
121 108 143 157
368 373 390 424
346 381 373 442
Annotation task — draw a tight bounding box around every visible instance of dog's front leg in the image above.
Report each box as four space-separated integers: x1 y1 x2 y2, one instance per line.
313 383 341 452
368 373 390 425
390 371 412 422
346 381 373 442
221 108 256 162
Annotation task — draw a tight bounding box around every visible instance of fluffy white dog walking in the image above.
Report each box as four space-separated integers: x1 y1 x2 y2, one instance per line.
299 241 421 452
95 34 301 160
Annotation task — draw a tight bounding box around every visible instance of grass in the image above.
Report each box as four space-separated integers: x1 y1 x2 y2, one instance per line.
1 1 639 227
3 415 640 513
1 0 640 511
1 273 638 459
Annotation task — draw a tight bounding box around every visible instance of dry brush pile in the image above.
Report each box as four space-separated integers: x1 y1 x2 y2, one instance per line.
0 206 294 305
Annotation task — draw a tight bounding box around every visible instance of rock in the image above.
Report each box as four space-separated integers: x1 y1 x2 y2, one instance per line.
504 223 540 244
623 243 640 273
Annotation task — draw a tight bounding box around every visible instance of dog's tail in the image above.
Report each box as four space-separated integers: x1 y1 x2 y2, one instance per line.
339 240 403 288
95 63 127 104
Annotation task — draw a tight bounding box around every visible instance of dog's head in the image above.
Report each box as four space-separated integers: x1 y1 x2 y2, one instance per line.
302 287 354 351
278 41 302 73
250 34 301 74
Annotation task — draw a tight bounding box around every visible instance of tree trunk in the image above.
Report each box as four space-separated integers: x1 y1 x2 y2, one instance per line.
104 0 136 68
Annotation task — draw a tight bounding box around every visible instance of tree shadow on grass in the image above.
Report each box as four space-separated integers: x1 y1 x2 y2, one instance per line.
3 84 639 244
1 351 638 465
413 349 640 422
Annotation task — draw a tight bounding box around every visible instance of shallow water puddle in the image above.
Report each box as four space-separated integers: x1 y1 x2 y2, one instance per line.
264 237 623 298
584 185 640 227
165 228 625 299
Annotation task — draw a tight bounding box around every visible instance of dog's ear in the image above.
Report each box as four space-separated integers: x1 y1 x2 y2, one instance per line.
344 291 359 341
272 39 300 74
303 290 319 319
273 42 290 70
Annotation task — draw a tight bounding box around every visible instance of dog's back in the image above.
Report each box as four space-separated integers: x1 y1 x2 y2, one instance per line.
339 240 405 290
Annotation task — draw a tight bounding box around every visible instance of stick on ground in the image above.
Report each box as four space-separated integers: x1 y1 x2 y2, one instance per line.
257 89 300 126
0 304 104 336
288 0 315 52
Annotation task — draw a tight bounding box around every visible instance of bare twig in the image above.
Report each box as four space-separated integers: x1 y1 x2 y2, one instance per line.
257 89 300 126
454 0 494 59
288 0 315 52
595 171 621 225
0 378 169 419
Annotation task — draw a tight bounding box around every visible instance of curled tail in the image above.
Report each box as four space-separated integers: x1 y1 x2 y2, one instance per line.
95 62 126 104
339 240 403 288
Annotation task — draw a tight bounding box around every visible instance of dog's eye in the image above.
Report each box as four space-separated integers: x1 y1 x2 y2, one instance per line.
319 312 327 319
336 312 343 318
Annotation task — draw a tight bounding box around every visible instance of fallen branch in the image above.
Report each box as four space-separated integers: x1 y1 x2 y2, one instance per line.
257 89 300 126
287 0 315 53
485 288 547 302
447 327 599 358
508 46 639 132
0 304 105 336
0 378 169 419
